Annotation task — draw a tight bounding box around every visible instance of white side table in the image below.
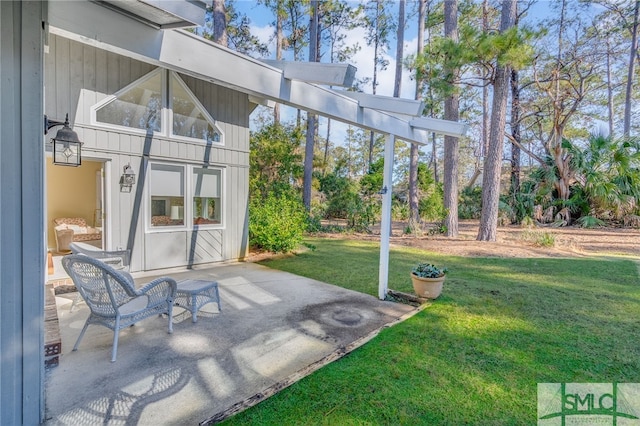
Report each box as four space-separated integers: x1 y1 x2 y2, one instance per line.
174 280 221 323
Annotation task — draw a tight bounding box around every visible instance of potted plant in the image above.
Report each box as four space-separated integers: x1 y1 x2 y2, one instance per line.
410 263 448 299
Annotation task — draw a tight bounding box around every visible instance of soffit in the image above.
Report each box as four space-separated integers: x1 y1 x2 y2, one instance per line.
92 0 208 29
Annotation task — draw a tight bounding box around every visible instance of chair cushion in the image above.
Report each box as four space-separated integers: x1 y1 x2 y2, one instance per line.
54 217 89 227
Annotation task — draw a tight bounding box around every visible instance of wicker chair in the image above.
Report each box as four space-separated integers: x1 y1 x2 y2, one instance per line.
68 243 132 312
69 242 131 270
61 255 177 362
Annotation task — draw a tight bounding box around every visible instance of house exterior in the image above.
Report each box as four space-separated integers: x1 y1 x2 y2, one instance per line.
45 33 251 271
0 1 465 423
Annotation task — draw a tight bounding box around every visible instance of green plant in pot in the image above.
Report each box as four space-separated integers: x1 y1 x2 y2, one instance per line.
410 263 448 299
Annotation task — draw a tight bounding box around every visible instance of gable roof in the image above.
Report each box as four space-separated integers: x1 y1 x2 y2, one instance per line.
48 0 466 145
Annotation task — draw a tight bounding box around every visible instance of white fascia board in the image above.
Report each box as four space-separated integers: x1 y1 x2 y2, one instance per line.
140 0 208 27
336 91 425 116
47 1 429 144
261 60 357 87
409 117 468 138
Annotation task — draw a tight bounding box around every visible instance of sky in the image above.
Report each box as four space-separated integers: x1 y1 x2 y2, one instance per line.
228 1 604 149
231 1 563 99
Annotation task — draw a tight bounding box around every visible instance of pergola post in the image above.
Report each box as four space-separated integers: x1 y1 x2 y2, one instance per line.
378 133 396 300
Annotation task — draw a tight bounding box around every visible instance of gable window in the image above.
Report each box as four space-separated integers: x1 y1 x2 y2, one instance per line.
95 68 163 132
171 74 220 143
92 69 223 144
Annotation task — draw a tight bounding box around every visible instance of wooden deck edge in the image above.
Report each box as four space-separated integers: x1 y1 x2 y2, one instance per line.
201 303 425 425
44 283 61 368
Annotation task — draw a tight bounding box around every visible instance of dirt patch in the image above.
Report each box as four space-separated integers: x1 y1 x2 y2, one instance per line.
282 220 639 260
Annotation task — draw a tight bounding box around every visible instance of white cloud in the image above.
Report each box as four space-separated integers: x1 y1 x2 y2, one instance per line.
251 24 275 53
335 27 420 100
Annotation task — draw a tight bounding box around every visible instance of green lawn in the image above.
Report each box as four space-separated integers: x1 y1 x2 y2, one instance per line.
222 238 640 425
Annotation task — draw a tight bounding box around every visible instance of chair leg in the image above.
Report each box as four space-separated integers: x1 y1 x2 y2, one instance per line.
167 302 174 334
111 317 121 362
69 292 83 313
215 285 222 312
73 320 90 351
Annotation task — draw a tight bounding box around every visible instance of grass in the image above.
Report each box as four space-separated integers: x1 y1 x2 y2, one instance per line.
222 238 640 425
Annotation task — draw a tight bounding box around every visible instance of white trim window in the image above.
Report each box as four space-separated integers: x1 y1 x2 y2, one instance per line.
148 162 224 230
92 69 223 144
170 73 221 144
93 68 165 134
192 167 222 225
149 163 185 228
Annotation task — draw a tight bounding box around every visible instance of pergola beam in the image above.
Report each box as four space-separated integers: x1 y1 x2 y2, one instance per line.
410 116 468 138
261 60 357 88
338 91 425 116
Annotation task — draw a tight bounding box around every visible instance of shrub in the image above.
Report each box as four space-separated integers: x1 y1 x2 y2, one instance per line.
392 201 409 221
459 187 482 219
576 215 605 228
249 193 307 253
521 230 556 247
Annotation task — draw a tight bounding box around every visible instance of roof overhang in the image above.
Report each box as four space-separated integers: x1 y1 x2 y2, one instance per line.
92 0 208 29
47 0 466 145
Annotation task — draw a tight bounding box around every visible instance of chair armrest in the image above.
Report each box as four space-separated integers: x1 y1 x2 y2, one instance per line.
138 277 177 306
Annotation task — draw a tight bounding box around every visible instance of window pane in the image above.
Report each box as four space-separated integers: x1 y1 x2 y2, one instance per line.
150 164 184 227
172 74 219 142
96 71 162 131
193 167 221 225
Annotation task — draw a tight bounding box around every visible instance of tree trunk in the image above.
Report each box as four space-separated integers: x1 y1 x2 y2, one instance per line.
324 118 331 173
510 68 521 201
393 0 405 99
408 0 425 233
443 0 459 237
303 1 319 210
477 0 517 242
274 0 284 124
606 36 614 138
482 0 489 158
624 0 639 137
211 0 228 46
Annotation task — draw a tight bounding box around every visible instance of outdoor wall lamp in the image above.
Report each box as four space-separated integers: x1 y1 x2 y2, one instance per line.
44 113 83 167
119 163 136 192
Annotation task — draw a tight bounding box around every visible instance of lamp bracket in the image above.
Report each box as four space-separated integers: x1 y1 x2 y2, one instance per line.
44 113 70 134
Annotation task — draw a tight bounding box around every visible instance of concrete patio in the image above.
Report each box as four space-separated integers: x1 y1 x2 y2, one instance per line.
45 262 417 425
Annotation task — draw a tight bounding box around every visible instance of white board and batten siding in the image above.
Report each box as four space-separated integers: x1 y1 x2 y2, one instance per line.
45 34 250 272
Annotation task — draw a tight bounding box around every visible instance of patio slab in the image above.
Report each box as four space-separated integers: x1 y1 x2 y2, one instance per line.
45 262 416 425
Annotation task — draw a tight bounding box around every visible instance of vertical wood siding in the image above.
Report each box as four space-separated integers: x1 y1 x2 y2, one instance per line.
45 35 250 271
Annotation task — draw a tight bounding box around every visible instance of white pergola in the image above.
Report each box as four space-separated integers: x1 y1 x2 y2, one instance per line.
48 0 467 301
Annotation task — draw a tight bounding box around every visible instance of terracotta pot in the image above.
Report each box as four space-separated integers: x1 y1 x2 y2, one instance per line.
410 273 445 299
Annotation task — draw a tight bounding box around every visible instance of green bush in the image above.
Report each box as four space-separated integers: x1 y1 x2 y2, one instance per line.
459 186 482 219
392 200 409 221
521 230 556 247
249 193 307 253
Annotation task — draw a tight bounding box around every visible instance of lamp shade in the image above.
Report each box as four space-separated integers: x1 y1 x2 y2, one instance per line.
51 122 83 166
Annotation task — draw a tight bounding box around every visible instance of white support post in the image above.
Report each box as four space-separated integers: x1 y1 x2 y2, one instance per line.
378 134 395 300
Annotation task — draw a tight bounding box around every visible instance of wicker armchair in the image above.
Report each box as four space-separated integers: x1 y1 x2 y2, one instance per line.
61 255 177 362
68 243 132 312
69 242 131 270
